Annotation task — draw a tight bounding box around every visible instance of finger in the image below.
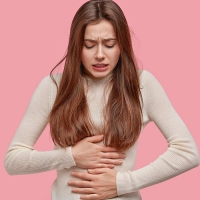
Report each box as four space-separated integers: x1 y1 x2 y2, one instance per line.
72 187 94 194
80 194 99 200
100 158 123 166
70 171 93 181
86 135 103 143
68 180 92 188
95 163 115 168
88 168 109 174
101 152 126 159
101 145 118 152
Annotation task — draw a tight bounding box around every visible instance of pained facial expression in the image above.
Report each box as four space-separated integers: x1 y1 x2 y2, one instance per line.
81 20 120 79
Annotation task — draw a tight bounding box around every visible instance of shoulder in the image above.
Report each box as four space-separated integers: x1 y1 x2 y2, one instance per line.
138 69 166 108
138 69 158 88
138 69 166 94
39 73 63 87
33 73 63 110
35 73 63 95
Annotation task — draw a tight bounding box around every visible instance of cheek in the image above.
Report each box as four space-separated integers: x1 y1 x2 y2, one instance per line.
112 49 120 63
81 50 92 64
81 51 87 66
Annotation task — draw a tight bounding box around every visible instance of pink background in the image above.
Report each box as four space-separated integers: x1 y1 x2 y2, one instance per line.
1 0 200 199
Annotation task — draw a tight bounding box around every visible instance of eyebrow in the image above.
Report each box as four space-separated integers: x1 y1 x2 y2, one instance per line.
84 38 117 42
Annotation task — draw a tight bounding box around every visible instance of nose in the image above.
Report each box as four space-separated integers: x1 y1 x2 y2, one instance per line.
95 45 105 60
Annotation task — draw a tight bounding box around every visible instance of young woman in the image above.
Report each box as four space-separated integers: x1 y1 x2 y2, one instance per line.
4 0 200 199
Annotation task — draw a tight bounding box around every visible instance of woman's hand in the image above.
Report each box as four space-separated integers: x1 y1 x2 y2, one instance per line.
68 168 118 200
72 135 126 169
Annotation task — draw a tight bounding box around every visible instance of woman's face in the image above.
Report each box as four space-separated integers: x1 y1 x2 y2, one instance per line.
81 19 120 79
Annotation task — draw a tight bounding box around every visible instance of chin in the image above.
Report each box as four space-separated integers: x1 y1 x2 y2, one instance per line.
91 72 110 79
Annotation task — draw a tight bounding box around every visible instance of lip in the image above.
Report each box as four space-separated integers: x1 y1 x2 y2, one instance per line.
92 63 108 72
92 63 108 67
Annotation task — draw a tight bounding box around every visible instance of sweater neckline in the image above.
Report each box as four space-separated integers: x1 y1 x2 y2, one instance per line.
82 73 113 88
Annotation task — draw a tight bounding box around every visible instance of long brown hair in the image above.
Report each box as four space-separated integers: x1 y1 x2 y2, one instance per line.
49 0 143 151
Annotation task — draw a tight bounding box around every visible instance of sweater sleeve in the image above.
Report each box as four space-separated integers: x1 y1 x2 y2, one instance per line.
116 70 200 195
4 76 76 175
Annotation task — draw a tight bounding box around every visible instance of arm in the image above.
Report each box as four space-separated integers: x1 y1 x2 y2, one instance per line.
67 70 199 199
4 76 76 175
116 70 200 195
4 76 125 175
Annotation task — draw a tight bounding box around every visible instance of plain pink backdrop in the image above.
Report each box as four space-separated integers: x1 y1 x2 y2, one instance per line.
1 0 200 199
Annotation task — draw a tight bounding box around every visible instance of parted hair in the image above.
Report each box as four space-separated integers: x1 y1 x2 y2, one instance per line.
49 0 143 151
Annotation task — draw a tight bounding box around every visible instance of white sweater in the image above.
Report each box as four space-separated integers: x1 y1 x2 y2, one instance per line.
4 70 200 200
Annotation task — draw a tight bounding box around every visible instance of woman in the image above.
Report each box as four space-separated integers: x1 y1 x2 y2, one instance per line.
4 0 200 199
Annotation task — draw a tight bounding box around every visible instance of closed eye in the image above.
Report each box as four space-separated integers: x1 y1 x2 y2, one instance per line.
84 45 95 49
84 44 115 49
105 45 115 48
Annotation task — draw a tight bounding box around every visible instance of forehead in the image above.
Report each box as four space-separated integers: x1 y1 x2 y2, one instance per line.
84 20 116 39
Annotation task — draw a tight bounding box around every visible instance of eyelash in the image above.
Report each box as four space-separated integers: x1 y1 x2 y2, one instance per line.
106 45 115 48
85 45 94 49
84 45 115 49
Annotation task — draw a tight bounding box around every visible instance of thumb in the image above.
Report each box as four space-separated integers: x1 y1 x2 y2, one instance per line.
86 134 104 143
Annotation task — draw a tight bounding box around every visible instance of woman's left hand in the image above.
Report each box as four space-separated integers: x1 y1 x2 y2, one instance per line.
68 168 118 200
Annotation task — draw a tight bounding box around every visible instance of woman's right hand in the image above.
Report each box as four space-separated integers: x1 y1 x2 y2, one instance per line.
71 135 126 169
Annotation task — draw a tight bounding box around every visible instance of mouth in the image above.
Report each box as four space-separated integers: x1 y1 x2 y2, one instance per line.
92 64 108 68
92 64 108 72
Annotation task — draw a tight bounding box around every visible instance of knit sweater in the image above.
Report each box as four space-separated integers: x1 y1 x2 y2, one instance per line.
4 70 200 200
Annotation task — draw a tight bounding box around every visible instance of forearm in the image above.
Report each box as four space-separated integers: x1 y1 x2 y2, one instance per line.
116 71 200 196
4 144 76 175
117 139 200 195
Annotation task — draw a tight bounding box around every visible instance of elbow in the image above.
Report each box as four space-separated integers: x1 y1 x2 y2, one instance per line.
4 149 30 176
4 167 16 176
4 154 17 175
173 136 200 169
189 140 200 168
170 140 200 172
192 150 200 168
184 144 200 170
4 143 35 175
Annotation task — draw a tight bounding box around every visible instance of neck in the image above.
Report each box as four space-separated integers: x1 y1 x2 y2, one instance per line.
83 73 113 88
